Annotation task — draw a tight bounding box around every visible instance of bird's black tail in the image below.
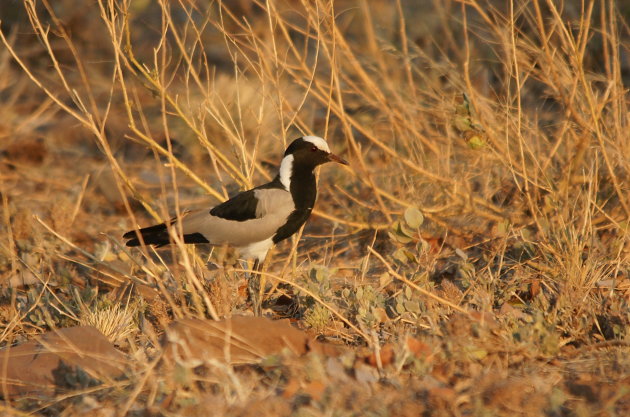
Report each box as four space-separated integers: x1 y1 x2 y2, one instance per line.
123 223 170 247
124 222 211 247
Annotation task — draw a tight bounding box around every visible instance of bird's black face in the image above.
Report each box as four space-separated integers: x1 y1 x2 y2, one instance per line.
284 137 348 168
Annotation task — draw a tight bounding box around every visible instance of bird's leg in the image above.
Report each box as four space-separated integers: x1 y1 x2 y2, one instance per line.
248 259 263 316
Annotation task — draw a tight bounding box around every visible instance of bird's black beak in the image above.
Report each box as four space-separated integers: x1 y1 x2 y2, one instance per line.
327 152 349 165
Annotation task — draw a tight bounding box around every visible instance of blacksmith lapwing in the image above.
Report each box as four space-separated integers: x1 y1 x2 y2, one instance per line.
123 136 348 314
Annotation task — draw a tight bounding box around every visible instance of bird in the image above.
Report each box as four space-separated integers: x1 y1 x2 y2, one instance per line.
123 136 348 314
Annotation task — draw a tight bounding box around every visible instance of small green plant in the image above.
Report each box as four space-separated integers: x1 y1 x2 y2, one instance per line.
303 303 331 333
341 284 387 328
393 285 423 319
297 265 335 332
510 311 561 357
388 207 424 245
452 93 487 150
388 207 431 268
18 286 77 330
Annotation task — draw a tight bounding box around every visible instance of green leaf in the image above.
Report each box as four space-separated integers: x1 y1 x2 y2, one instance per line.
388 230 413 244
388 220 414 244
404 300 421 314
397 220 415 238
453 115 473 133
404 207 424 229
314 266 329 283
396 302 406 314
379 272 392 288
406 249 418 263
497 220 510 236
467 347 488 360
393 248 409 264
404 286 413 299
466 134 485 149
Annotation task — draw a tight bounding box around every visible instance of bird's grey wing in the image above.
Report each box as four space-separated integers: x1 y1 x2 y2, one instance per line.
181 188 295 247
251 188 294 218
209 189 259 221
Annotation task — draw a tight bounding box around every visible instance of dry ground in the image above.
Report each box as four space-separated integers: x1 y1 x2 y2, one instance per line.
0 0 629 415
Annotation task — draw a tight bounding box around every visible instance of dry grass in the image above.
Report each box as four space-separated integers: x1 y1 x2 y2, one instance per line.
1 0 629 415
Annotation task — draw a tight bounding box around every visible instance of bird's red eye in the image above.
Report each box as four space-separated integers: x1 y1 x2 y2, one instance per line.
311 146 318 152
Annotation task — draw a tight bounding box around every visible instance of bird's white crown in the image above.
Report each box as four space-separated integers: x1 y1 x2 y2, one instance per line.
302 136 330 153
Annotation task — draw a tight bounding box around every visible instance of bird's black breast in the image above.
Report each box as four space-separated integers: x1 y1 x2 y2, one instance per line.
270 166 318 243
272 208 312 243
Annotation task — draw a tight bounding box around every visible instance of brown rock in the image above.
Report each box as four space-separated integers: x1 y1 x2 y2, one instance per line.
0 326 128 398
3 138 47 165
469 311 498 328
6 268 40 288
407 337 433 360
365 343 395 367
163 316 344 366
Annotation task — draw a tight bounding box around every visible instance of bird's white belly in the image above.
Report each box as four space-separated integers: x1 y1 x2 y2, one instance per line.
238 237 274 261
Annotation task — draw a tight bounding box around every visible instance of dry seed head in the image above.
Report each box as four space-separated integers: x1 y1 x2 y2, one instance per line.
79 303 137 345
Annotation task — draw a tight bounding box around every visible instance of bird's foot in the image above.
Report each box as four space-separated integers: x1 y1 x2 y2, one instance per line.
248 275 262 316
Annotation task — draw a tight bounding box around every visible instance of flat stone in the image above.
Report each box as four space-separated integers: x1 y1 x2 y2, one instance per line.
0 326 128 398
164 316 344 366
